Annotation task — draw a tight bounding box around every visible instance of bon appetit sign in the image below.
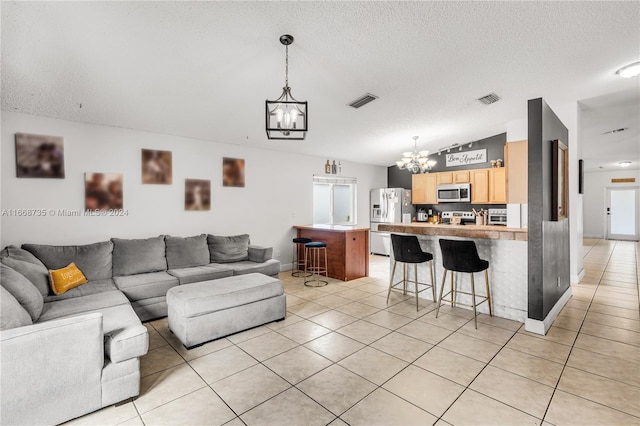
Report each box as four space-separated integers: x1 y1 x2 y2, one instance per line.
445 149 487 167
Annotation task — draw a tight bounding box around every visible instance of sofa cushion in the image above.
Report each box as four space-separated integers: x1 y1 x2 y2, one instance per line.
113 271 178 301
49 263 88 295
0 264 43 321
165 235 209 270
43 279 118 303
167 273 283 318
112 236 166 276
23 241 113 281
39 290 129 323
208 234 250 263
168 264 233 285
131 297 168 322
0 285 33 330
227 259 281 277
1 246 50 296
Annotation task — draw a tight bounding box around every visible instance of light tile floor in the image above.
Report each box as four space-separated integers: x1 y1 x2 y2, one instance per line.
67 239 639 425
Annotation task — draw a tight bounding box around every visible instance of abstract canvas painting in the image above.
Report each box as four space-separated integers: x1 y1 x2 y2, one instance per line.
15 133 65 178
85 173 124 210
185 179 211 211
142 149 172 184
222 157 245 187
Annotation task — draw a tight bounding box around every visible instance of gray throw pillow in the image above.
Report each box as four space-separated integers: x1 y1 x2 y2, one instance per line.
165 234 209 269
0 285 33 331
112 236 167 276
0 264 44 321
22 241 113 281
1 256 50 296
208 234 250 263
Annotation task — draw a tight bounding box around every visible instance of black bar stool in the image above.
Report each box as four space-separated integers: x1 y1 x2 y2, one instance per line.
387 234 436 312
292 237 312 277
304 241 328 287
436 239 493 329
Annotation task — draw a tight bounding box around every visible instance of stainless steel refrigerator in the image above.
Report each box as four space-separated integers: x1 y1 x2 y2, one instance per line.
370 188 414 256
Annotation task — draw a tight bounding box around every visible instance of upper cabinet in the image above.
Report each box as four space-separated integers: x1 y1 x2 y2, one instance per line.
471 168 506 204
454 171 470 183
489 168 507 204
437 172 453 185
471 169 489 203
505 140 528 204
412 173 438 204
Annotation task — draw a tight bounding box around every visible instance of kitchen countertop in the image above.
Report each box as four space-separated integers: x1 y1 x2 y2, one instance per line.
294 224 371 232
378 222 528 241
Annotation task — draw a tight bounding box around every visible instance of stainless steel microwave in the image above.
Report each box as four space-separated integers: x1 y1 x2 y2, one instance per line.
437 183 471 203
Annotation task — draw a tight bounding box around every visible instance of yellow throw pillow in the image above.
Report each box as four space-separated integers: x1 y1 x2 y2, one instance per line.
49 263 88 295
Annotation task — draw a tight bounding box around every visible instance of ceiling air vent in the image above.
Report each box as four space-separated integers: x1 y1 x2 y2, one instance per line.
476 93 501 105
348 93 378 109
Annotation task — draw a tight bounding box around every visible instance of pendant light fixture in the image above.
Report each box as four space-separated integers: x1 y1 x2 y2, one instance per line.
395 136 436 173
266 35 308 140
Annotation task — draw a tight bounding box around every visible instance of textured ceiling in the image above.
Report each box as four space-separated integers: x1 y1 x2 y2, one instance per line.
2 1 639 166
580 89 640 172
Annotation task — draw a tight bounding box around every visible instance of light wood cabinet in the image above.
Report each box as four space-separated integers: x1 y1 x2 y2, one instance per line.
471 169 489 203
471 168 506 204
437 172 453 185
411 173 438 204
489 168 507 203
505 140 528 203
454 171 470 183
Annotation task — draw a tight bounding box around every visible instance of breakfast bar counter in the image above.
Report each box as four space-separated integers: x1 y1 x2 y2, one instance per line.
378 223 528 241
379 223 528 322
294 225 370 281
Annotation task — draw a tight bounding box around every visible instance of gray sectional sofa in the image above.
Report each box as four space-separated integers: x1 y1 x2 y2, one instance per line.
0 233 280 425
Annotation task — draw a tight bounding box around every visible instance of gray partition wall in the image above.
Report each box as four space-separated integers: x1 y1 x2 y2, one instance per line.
527 98 571 321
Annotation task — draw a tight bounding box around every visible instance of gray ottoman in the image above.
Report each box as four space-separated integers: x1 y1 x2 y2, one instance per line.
167 273 286 348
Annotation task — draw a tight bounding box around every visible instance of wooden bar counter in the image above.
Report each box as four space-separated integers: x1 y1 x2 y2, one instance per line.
378 222 528 241
294 225 370 281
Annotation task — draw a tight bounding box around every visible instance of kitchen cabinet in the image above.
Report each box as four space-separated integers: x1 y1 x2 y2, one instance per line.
411 173 438 204
471 169 489 203
489 168 507 203
471 168 506 204
294 225 369 281
454 171 470 183
437 172 453 185
505 140 528 203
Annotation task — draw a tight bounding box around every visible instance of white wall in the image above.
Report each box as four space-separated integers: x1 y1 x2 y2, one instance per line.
1 112 387 268
583 169 640 238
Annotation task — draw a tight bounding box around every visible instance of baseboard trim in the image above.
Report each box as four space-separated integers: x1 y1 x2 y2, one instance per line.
571 269 585 284
525 286 573 335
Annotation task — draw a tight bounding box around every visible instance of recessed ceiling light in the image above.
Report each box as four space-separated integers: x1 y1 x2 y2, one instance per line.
619 161 632 167
603 127 628 135
616 61 640 78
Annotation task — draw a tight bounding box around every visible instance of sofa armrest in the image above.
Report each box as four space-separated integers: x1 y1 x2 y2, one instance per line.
1 313 104 425
248 245 273 263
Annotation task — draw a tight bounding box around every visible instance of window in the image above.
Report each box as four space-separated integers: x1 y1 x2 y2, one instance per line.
313 176 357 225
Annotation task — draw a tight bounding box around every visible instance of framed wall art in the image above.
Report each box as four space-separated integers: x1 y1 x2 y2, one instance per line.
222 157 245 187
142 149 172 184
552 140 568 221
185 179 211 211
15 133 65 178
85 173 123 210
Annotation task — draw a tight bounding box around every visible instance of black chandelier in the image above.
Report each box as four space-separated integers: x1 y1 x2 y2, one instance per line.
265 35 308 140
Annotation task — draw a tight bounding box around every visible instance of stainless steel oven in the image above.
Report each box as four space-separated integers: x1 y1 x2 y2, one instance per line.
436 183 471 203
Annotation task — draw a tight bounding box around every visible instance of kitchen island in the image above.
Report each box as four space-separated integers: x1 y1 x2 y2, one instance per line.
294 225 370 281
379 222 528 322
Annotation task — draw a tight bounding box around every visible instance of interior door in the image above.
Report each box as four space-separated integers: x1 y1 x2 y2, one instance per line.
607 187 639 241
